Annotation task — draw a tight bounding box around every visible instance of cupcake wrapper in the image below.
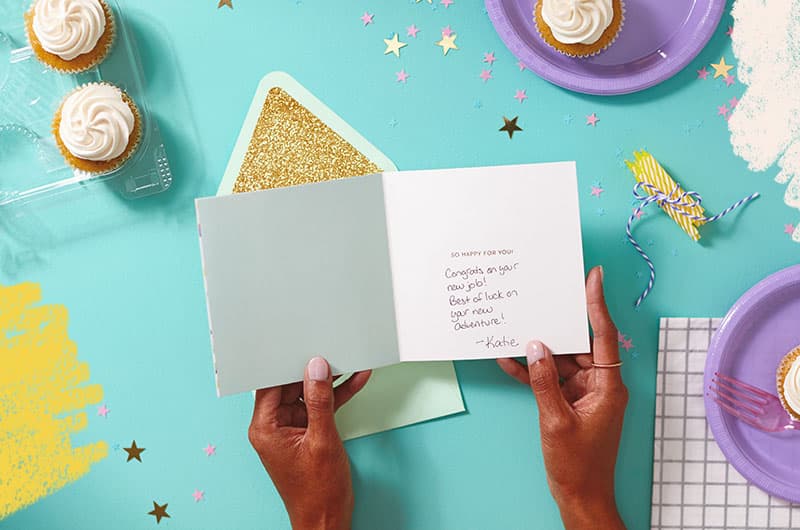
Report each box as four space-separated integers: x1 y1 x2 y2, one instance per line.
25 0 116 74
776 346 800 421
534 0 626 59
52 82 142 175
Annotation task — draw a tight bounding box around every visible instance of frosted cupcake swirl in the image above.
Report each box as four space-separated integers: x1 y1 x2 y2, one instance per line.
783 355 800 415
32 0 106 61
59 84 134 162
540 0 614 45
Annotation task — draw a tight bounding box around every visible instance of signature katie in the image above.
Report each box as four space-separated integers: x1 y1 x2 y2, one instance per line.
475 336 519 349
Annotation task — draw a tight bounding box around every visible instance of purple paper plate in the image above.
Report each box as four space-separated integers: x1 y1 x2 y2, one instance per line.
485 0 726 95
704 265 800 503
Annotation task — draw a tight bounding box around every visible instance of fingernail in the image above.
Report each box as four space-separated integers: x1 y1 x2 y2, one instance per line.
308 357 329 381
598 266 604 283
526 341 545 366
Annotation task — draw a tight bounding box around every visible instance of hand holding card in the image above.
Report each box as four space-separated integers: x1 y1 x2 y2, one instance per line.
196 162 589 395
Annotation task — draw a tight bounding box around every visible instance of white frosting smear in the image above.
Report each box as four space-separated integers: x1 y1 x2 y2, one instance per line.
784 354 800 415
32 0 106 61
728 0 800 242
59 84 134 162
540 0 614 45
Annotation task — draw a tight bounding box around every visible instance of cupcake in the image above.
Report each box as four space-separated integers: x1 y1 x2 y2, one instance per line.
25 0 115 74
777 346 800 421
52 82 142 174
534 0 624 58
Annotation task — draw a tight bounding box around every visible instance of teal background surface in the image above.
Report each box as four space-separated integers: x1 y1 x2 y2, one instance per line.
2 1 798 529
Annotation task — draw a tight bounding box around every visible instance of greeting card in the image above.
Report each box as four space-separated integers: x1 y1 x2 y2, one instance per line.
197 161 588 395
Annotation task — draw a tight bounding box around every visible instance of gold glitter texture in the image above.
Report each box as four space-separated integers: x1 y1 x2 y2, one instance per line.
233 88 381 193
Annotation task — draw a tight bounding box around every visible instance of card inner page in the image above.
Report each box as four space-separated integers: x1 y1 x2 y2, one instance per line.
197 173 400 395
382 163 590 362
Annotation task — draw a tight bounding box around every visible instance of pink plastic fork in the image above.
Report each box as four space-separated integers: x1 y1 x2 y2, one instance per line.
708 372 800 433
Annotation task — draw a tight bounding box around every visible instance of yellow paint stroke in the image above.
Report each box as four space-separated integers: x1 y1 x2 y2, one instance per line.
0 283 106 519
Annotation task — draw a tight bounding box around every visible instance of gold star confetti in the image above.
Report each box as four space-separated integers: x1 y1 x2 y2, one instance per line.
710 57 733 78
383 33 408 57
123 440 145 462
217 0 232 9
436 33 458 55
148 502 170 524
500 116 522 139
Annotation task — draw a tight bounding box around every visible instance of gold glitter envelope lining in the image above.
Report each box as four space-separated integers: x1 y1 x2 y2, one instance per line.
218 71 396 194
214 72 464 440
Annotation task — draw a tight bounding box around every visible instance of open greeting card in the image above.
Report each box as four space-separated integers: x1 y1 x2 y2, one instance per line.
196 162 589 396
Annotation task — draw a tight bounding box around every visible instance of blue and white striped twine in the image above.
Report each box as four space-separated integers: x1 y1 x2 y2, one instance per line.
627 182 760 307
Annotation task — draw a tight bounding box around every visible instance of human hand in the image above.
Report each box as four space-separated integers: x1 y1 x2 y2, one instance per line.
248 357 371 530
497 267 628 530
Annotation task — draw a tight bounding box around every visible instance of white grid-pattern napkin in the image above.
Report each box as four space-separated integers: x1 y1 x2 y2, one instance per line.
651 318 800 529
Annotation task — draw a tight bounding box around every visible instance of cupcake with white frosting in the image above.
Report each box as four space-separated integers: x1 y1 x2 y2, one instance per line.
25 0 115 73
52 82 141 173
777 346 800 421
534 0 624 58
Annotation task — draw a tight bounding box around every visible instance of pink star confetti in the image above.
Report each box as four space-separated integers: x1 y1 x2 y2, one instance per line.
586 113 599 126
192 490 205 503
441 0 453 7
441 25 454 37
785 224 796 235
517 59 526 71
617 331 626 343
726 25 734 36
203 444 216 457
696 67 709 80
724 74 735 87
396 69 410 83
513 89 527 103
620 337 634 351
729 96 739 109
479 69 492 82
717 104 730 117
97 404 110 418
633 209 645 220
359 12 374 26
406 24 419 38
590 186 604 198
483 52 496 65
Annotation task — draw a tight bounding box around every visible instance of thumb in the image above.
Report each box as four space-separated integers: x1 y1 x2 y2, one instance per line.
526 341 571 418
303 357 337 439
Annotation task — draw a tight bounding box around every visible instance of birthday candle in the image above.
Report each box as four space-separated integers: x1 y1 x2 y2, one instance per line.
626 150 706 241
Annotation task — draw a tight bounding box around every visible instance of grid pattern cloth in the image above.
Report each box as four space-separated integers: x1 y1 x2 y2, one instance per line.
651 318 800 529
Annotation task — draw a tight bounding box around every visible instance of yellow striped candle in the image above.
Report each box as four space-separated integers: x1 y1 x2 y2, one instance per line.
626 150 706 241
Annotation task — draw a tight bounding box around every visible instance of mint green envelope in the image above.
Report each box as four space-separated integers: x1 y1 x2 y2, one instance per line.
214 72 464 440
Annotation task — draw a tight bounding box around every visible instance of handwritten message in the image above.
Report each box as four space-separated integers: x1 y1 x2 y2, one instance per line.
445 249 521 351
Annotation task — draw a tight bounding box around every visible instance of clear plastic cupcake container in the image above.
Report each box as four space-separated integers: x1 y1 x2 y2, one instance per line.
0 0 172 206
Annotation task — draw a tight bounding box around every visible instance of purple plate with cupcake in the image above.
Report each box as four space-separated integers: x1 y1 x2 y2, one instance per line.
704 265 800 503
485 0 726 95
